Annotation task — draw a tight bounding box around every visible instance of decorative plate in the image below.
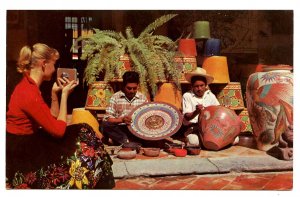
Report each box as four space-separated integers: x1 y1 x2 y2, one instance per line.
128 102 183 140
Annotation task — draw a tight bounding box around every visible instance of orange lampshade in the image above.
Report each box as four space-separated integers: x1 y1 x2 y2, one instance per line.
85 81 114 110
70 108 103 139
178 39 197 57
202 56 230 83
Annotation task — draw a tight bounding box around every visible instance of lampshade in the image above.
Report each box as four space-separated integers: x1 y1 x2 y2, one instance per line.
70 108 103 139
211 82 245 110
202 56 230 83
204 38 221 56
178 38 197 56
193 21 211 39
85 81 114 110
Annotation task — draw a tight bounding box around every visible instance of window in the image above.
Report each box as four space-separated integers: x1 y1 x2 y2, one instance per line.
65 16 93 60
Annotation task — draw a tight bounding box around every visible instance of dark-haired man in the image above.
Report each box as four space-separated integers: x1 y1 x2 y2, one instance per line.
102 71 148 145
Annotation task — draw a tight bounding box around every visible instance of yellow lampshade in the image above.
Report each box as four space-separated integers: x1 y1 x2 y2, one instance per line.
70 108 103 139
202 56 230 83
85 81 114 110
154 83 182 111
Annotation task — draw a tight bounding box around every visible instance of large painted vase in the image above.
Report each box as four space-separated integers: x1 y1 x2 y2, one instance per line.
246 65 293 151
199 105 242 151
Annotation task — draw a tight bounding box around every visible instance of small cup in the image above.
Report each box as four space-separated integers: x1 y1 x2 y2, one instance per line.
173 148 187 157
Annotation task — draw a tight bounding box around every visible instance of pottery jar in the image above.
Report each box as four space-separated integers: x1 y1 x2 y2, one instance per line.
246 65 293 151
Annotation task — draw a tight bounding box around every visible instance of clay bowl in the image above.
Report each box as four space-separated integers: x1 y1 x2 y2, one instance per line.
238 132 257 149
142 148 160 157
165 143 184 153
173 148 187 157
117 148 137 159
186 146 201 155
122 142 141 153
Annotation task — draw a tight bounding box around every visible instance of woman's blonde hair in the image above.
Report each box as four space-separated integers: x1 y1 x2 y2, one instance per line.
17 43 59 73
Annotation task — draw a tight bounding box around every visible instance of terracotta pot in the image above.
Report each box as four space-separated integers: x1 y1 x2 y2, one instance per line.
202 56 230 84
121 142 141 153
117 148 137 160
186 146 201 155
85 81 114 110
142 148 160 157
154 83 182 110
199 106 242 151
193 21 211 39
178 39 197 57
115 54 131 79
173 148 187 157
246 65 293 151
174 57 197 81
237 132 256 149
204 38 221 56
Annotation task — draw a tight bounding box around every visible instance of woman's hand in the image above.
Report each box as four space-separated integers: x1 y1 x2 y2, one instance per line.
61 77 79 96
51 77 66 94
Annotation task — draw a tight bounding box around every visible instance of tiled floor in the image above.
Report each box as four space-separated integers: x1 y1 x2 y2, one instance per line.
113 171 293 190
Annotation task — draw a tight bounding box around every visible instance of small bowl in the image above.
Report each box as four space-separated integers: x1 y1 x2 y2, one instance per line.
117 148 137 159
186 146 201 155
173 148 187 157
238 132 256 148
142 148 160 157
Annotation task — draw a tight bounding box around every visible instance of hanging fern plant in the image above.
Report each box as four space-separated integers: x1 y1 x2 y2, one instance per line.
73 14 180 96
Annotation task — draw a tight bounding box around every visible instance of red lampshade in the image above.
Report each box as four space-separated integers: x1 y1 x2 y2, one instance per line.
178 38 197 57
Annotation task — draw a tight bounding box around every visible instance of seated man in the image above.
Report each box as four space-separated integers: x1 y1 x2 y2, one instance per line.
102 71 148 145
181 67 220 147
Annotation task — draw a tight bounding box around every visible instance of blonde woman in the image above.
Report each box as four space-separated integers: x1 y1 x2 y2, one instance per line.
6 43 115 189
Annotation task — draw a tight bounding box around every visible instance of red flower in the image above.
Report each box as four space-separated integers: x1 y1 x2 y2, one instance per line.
81 142 95 157
15 183 30 189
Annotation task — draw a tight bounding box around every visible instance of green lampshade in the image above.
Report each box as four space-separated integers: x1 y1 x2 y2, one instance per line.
193 21 211 39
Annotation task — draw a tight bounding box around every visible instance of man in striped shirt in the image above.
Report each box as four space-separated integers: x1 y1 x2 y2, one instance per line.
102 71 148 145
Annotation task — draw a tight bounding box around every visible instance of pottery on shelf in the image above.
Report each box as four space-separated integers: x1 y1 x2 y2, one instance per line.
202 56 230 84
154 83 183 110
246 64 293 151
193 21 211 39
204 38 221 56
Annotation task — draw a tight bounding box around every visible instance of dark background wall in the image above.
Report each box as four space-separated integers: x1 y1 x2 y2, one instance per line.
6 10 293 113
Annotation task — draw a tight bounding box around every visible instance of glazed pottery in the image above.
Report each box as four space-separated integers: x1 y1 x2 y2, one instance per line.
210 82 245 110
246 65 293 151
174 57 197 81
204 38 221 56
154 83 183 110
199 105 242 151
85 81 114 110
237 108 253 133
70 108 102 139
193 21 211 39
142 148 160 157
202 56 230 83
121 142 141 153
115 54 131 79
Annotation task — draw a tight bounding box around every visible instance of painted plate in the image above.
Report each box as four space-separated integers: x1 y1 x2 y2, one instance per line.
128 102 183 140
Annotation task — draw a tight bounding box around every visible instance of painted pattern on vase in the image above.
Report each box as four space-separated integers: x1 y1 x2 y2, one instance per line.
85 82 114 110
246 65 293 151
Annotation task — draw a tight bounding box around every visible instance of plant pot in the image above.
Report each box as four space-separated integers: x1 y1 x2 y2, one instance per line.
246 64 293 151
154 83 182 111
178 39 197 56
142 148 160 157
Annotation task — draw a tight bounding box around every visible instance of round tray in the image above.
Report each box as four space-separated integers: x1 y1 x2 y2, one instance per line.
128 102 183 140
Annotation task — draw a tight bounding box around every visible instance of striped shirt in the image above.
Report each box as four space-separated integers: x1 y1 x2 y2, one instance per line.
104 91 148 121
